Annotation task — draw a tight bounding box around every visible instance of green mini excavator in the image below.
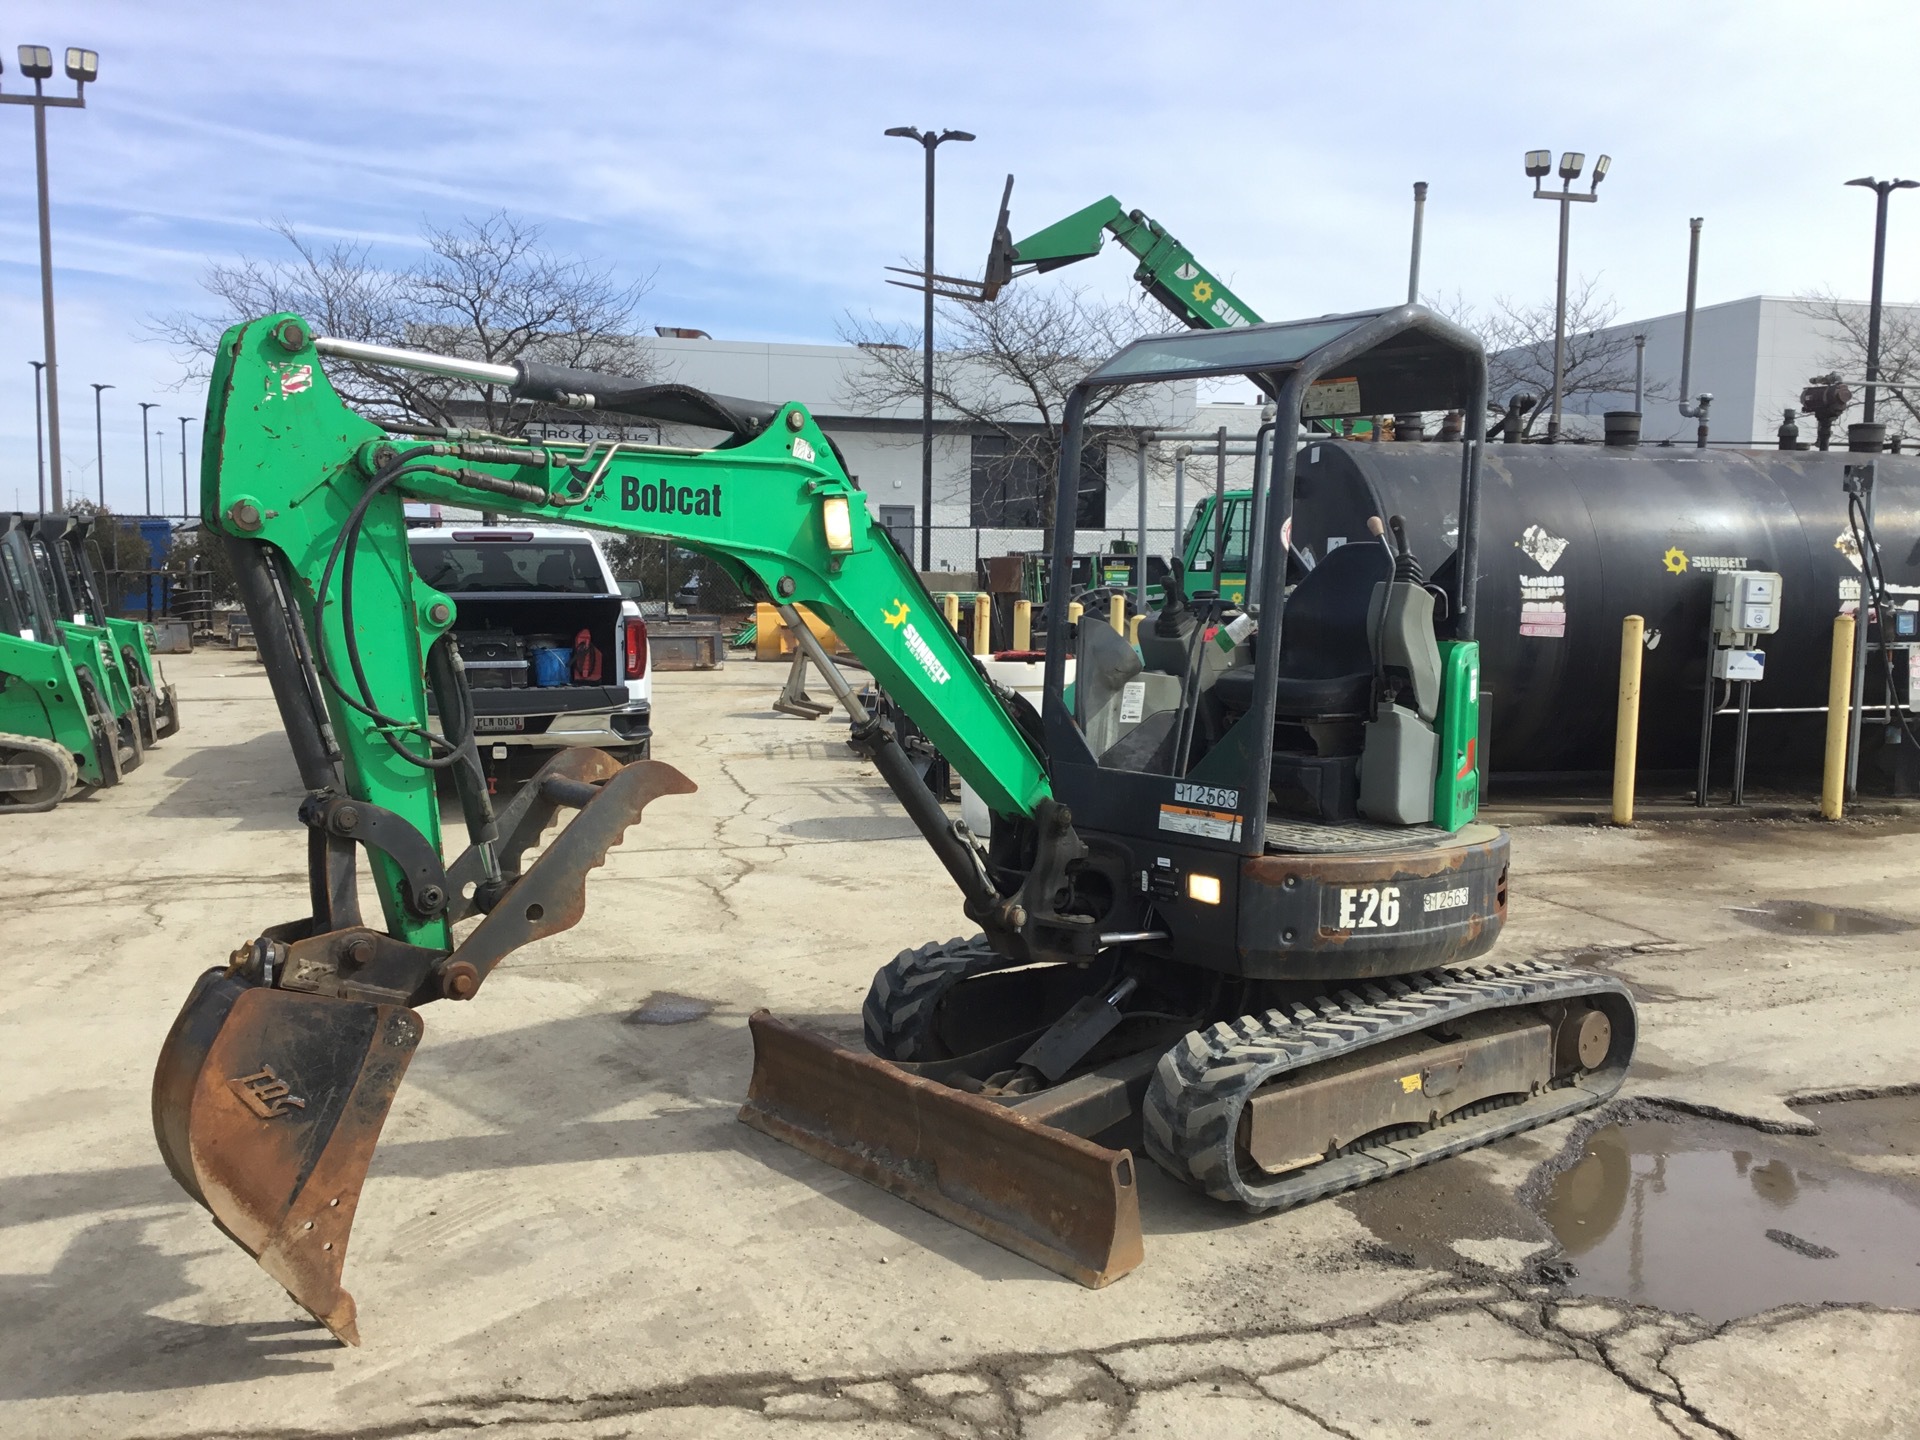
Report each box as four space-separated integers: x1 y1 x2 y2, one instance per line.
153 309 1633 1345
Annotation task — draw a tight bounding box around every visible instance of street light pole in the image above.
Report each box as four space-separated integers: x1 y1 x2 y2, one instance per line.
1526 150 1609 442
29 361 47 512
138 401 158 515
179 416 196 519
1845 177 1918 426
1 45 100 510
90 381 113 508
885 124 974 572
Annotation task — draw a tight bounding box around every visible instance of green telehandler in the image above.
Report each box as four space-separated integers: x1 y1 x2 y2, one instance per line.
153 309 1633 1345
32 513 181 746
0 518 125 809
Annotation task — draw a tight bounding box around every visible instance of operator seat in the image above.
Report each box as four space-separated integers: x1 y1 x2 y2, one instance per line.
1211 538 1392 721
1211 538 1394 823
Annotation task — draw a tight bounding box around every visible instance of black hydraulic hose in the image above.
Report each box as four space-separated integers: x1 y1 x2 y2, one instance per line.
312 459 475 770
226 533 341 792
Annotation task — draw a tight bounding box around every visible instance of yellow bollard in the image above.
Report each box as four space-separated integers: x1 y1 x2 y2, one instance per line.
1129 614 1143 647
1822 612 1856 820
1612 615 1645 825
1013 599 1032 650
972 595 992 656
1067 601 1084 627
1109 593 1127 635
941 592 960 631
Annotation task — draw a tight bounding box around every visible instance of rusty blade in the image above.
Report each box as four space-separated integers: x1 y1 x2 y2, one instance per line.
151 970 422 1345
738 1011 1144 1288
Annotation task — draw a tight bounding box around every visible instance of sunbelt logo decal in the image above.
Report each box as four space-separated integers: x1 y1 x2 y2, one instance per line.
884 599 948 686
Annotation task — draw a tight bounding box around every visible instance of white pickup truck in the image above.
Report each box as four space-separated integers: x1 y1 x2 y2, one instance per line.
408 523 651 793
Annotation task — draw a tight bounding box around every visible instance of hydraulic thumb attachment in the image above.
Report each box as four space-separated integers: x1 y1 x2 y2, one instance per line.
151 750 694 1344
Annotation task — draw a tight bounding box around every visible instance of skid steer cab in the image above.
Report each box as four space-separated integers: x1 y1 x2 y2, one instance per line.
153 307 1630 1343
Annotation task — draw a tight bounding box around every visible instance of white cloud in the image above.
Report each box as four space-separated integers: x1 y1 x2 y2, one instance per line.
4 0 1919 502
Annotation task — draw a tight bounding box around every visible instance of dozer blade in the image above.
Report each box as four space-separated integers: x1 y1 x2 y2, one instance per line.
152 967 422 1345
739 1011 1144 1288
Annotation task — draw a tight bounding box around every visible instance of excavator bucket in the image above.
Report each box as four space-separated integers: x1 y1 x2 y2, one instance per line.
739 1011 1144 1288
153 968 422 1346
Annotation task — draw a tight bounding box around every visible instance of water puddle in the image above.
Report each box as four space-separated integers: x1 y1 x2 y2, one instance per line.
1539 1099 1920 1320
624 992 716 1026
1726 900 1914 936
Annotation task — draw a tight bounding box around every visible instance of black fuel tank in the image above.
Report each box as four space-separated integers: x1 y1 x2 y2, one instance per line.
1291 442 1920 772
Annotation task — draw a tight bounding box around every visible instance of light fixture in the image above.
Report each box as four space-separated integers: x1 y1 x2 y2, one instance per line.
821 495 854 553
1590 154 1611 190
884 126 920 139
63 48 97 83
1187 873 1222 906
1558 151 1585 182
17 44 53 79
1524 150 1552 179
942 129 976 143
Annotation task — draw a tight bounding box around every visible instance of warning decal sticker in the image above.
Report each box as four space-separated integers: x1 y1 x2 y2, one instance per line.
1158 804 1243 843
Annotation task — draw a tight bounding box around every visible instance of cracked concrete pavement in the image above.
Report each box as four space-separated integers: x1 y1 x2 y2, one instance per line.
3 651 1917 1438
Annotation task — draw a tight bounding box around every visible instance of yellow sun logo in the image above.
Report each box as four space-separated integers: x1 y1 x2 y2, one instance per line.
883 599 910 628
1192 281 1214 304
1662 547 1689 574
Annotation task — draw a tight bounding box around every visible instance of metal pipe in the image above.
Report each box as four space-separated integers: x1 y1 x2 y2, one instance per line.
1731 680 1753 806
315 336 518 387
1407 181 1428 305
1633 335 1645 414
138 401 158 515
33 94 64 508
1137 429 1270 444
1549 188 1571 442
1822 613 1856 819
1696 629 1716 808
29 362 47 514
91 382 113 508
920 138 936 570
1172 448 1187 568
1677 219 1711 446
1211 427 1228 587
1847 464 1876 796
1135 434 1150 611
1243 422 1275 614
1612 615 1644 825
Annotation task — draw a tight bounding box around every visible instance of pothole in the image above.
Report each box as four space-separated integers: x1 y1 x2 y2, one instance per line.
1537 1098 1920 1321
625 992 716 1026
1725 900 1915 935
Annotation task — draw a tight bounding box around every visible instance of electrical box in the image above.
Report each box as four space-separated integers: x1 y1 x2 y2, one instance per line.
1712 648 1767 681
1711 570 1782 645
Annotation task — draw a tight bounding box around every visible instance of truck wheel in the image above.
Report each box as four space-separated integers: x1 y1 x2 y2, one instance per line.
861 934 1001 1061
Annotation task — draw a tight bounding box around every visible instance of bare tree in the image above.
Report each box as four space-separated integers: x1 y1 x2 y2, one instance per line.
156 213 654 436
1436 279 1659 436
1796 288 1920 429
839 285 1164 529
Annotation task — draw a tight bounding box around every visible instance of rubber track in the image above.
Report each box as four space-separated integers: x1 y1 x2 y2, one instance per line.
0 732 79 813
1142 958 1635 1211
861 934 1001 1061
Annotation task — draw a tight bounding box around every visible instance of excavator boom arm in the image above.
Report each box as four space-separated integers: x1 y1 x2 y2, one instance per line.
201 314 1050 945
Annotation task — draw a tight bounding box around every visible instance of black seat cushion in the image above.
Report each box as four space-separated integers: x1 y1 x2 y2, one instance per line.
1213 540 1391 720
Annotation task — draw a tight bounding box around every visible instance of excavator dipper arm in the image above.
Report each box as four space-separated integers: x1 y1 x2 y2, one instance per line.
154 314 1072 1340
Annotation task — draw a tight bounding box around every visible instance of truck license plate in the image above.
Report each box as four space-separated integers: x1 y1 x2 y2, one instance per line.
474 716 525 734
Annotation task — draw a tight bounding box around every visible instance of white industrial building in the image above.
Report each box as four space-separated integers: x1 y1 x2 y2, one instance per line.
1521 296 1920 447
623 333 1250 572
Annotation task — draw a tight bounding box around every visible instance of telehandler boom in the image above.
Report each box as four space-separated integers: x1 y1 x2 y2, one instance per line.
155 310 1633 1344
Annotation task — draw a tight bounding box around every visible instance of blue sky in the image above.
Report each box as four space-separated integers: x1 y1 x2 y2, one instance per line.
4 0 1919 513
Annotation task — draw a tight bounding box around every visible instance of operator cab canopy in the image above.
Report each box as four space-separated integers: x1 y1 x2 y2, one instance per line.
1081 304 1485 418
